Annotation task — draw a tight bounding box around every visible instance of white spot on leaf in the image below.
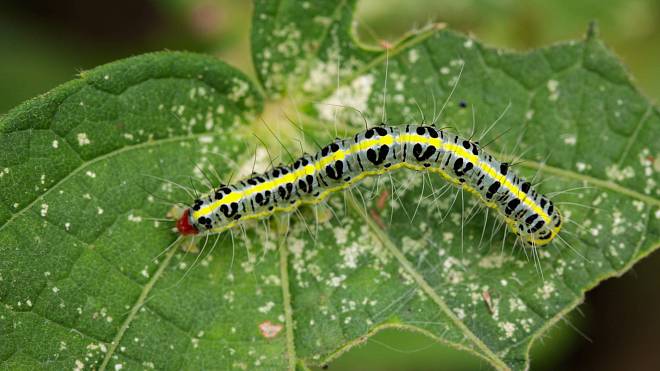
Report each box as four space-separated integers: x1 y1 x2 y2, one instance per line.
77 133 91 146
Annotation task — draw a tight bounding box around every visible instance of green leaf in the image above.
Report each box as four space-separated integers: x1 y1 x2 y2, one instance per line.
0 52 272 369
2 3 659 371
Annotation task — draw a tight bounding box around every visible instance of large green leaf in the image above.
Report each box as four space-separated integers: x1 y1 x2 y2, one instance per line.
2 2 659 371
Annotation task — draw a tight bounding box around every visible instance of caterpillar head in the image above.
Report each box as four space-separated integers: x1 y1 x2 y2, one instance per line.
176 208 199 236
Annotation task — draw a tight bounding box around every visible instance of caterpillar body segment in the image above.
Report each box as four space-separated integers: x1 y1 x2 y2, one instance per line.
177 125 562 246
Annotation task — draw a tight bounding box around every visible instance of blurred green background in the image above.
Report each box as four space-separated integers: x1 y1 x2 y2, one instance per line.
1 0 658 369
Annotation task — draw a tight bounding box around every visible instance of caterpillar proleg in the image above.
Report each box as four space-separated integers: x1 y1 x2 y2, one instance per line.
176 124 562 247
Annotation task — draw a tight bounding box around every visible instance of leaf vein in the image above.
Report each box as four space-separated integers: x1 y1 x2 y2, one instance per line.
346 194 511 370
98 237 179 370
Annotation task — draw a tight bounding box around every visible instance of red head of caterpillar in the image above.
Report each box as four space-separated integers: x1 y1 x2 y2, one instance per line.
176 208 199 236
177 125 562 247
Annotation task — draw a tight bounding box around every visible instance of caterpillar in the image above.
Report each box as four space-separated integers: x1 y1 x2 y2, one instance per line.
176 124 562 247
